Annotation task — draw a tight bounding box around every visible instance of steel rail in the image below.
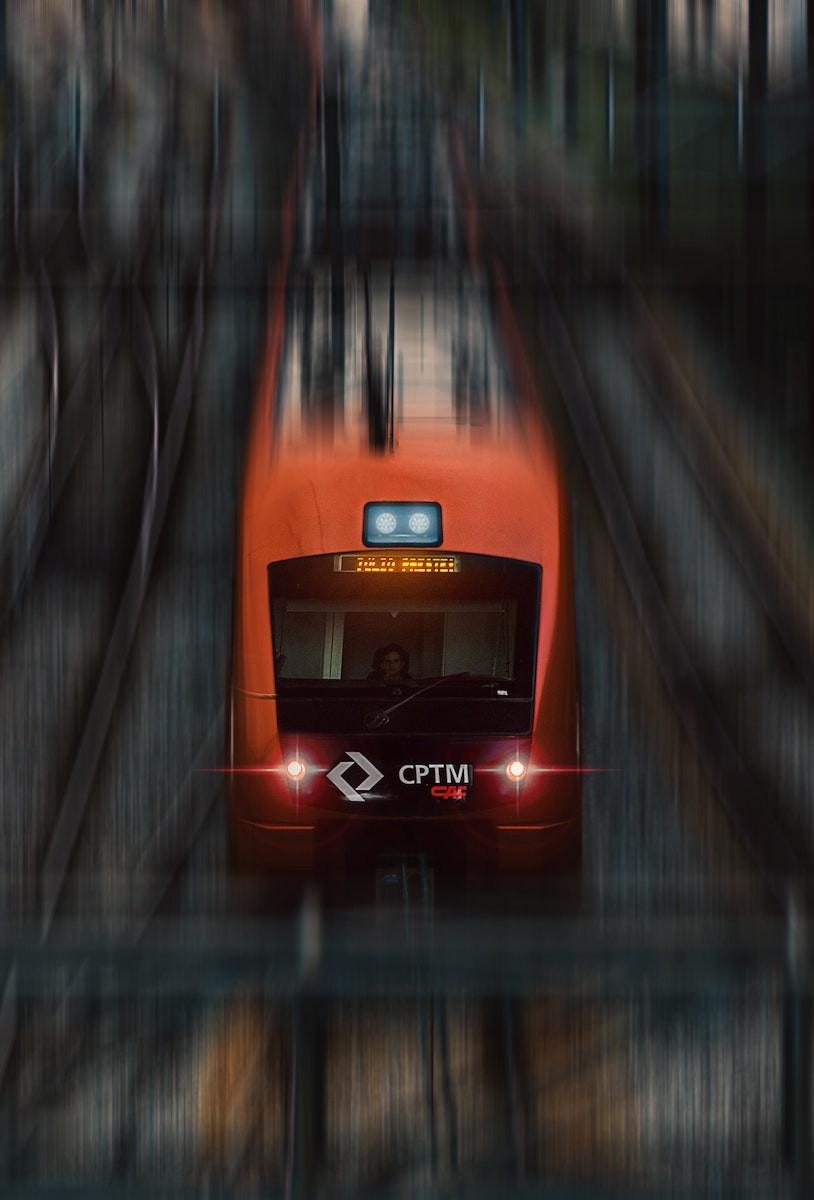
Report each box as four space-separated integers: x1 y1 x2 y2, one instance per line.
128 707 225 933
0 34 134 626
0 270 124 630
76 125 95 268
0 269 57 611
624 282 814 700
129 284 160 574
39 265 60 508
132 71 176 280
12 139 22 270
38 261 205 939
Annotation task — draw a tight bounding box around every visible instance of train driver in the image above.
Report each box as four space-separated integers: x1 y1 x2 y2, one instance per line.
368 643 412 681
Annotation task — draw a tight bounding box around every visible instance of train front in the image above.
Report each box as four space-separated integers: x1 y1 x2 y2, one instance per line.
229 265 580 876
229 439 581 877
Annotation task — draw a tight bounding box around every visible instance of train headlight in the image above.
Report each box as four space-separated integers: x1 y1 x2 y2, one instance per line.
506 759 526 781
374 511 398 535
364 502 442 546
286 759 307 781
408 511 431 534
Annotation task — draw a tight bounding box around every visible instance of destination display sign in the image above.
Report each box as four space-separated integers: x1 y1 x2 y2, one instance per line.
335 554 460 574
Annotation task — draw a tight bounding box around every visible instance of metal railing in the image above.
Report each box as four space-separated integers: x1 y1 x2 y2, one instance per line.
0 888 809 1198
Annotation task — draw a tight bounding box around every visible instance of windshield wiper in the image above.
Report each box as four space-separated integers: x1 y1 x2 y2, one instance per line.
363 673 510 730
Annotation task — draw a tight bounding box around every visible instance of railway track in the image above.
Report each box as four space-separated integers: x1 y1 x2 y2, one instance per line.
0 4 324 1192
441 43 814 918
2 42 215 934
0 1 236 1178
537 271 813 906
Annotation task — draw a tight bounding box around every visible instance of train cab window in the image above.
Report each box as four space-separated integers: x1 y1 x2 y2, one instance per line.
268 554 540 735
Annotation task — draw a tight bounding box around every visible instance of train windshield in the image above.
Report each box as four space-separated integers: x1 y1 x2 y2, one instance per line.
269 553 540 734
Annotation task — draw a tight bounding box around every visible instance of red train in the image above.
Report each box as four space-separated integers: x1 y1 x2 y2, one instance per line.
227 259 581 877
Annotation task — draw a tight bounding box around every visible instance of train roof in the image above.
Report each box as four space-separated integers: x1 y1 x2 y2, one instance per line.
276 261 550 449
241 260 566 564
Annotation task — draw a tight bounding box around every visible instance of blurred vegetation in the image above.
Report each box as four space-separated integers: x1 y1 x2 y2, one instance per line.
399 0 811 421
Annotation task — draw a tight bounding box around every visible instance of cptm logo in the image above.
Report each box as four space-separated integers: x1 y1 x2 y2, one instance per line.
399 762 471 802
326 751 384 802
